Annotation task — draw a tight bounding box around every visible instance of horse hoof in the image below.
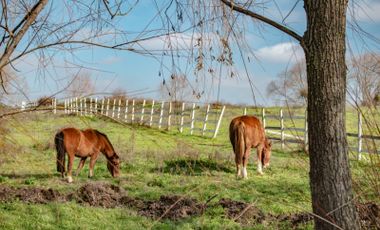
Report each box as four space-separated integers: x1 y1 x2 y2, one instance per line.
67 176 73 183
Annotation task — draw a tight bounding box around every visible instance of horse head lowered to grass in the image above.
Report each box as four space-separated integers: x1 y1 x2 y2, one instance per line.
54 127 120 183
229 115 272 178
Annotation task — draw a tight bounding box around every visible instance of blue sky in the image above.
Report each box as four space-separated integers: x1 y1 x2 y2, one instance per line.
13 0 380 106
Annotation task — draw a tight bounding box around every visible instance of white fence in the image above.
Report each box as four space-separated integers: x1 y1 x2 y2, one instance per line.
20 98 379 157
61 97 225 138
243 107 380 159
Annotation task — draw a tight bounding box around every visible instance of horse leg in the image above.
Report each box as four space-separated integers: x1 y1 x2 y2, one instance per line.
66 153 75 183
242 146 251 179
256 145 264 175
235 154 242 178
75 157 87 176
88 153 99 178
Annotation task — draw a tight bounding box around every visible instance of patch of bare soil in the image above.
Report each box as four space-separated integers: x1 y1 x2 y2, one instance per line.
275 212 313 227
0 186 65 204
0 184 204 220
218 198 265 225
138 195 205 220
68 182 126 208
0 184 378 227
219 198 312 227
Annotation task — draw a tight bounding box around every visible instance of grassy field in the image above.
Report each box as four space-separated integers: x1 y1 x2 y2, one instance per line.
0 107 378 229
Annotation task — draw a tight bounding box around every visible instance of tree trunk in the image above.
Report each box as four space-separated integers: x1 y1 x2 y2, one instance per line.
303 0 359 229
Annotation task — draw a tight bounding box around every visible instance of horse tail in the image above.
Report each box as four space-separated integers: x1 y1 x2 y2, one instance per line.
55 131 66 174
230 120 245 164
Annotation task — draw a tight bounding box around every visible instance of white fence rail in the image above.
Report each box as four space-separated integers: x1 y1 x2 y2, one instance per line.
61 97 225 138
243 107 380 158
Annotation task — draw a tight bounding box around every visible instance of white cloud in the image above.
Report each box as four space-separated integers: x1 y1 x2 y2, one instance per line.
133 33 199 51
255 42 303 63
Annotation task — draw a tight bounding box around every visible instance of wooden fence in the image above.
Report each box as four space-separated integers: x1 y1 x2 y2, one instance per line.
243 107 380 159
61 97 225 138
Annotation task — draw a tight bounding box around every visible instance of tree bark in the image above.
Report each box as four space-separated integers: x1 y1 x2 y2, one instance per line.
303 0 360 229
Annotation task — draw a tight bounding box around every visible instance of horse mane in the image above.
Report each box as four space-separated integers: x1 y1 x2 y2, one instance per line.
94 130 116 156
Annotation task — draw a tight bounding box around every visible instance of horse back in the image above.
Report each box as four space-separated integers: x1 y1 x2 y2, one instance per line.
230 116 265 147
59 128 81 152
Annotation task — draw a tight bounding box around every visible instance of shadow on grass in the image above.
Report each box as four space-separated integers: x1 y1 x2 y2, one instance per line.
0 173 53 180
155 159 234 176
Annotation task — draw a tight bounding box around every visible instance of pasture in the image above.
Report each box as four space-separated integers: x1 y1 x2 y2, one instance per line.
0 108 378 229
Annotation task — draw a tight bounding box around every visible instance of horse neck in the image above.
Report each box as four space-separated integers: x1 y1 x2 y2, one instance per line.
100 137 115 159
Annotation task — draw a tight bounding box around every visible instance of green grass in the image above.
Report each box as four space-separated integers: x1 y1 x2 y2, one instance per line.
0 109 378 229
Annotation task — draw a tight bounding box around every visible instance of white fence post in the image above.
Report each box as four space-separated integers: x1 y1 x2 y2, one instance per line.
89 98 93 115
358 112 363 160
202 104 210 136
190 103 196 135
54 98 57 114
106 99 110 116
75 97 78 114
262 108 266 132
149 100 155 127
21 101 26 111
124 100 129 122
243 107 247 115
158 101 165 129
131 99 135 123
117 99 121 119
84 98 87 115
213 106 226 138
111 99 116 118
280 109 284 149
167 102 172 130
80 98 83 116
101 98 105 115
140 99 146 124
180 102 185 133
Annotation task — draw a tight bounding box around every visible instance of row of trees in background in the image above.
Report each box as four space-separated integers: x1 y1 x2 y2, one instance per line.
267 53 380 107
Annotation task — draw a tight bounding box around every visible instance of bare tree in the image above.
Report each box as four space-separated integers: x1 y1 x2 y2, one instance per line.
66 71 95 98
108 87 128 102
0 67 28 105
348 53 380 106
267 60 307 106
160 74 194 102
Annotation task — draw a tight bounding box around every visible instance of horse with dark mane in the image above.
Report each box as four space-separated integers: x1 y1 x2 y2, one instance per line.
229 115 272 178
54 127 120 183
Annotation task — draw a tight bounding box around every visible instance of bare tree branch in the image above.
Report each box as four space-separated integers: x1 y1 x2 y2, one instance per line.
219 0 303 42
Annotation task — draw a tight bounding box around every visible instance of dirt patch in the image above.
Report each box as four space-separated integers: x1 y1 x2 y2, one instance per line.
357 202 380 229
138 195 205 220
0 186 65 204
219 198 265 225
275 212 313 226
68 182 127 208
0 184 378 227
0 184 204 221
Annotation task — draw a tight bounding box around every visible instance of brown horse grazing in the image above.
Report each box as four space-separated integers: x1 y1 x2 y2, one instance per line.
54 127 120 183
229 115 272 178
